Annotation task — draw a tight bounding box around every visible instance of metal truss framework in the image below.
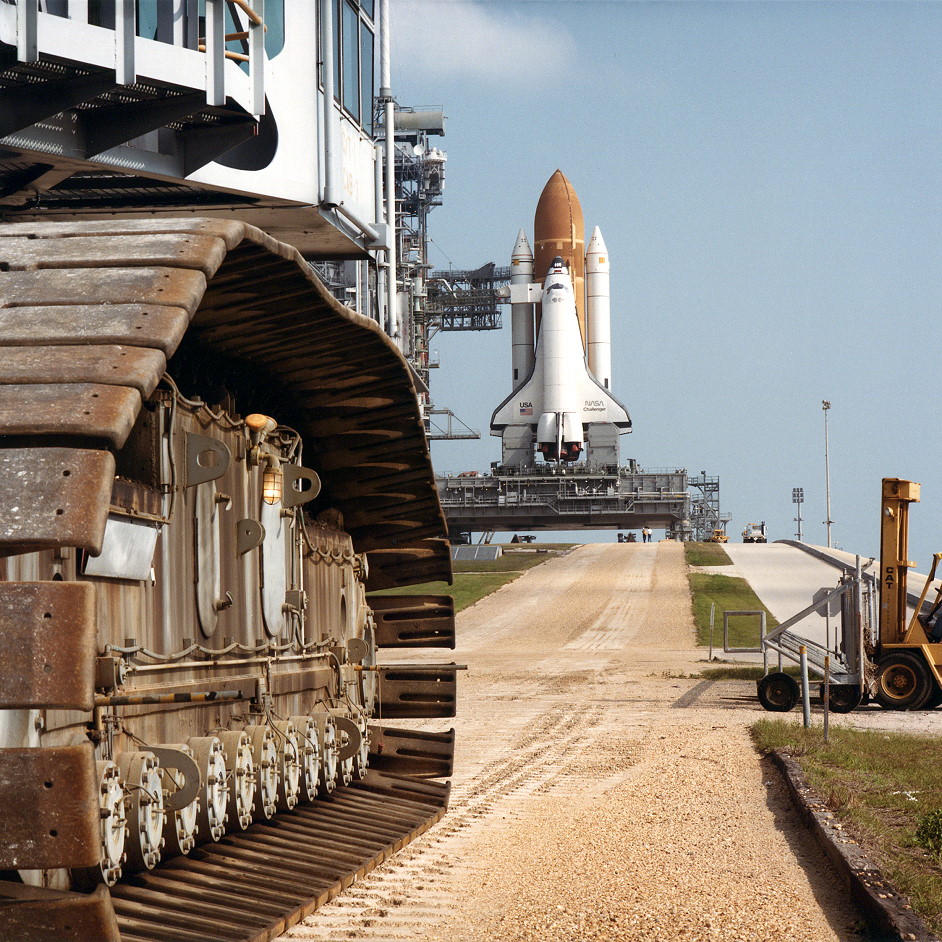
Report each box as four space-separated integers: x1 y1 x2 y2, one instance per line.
426 263 508 331
687 473 731 541
437 467 693 541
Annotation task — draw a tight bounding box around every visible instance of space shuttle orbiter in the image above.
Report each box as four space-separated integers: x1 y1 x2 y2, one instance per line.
490 171 631 468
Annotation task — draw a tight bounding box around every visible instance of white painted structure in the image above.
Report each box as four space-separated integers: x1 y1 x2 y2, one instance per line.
0 1 385 259
510 229 536 385
585 226 612 391
491 257 630 463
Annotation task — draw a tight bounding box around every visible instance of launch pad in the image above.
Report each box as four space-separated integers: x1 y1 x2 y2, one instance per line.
436 171 726 544
438 466 693 541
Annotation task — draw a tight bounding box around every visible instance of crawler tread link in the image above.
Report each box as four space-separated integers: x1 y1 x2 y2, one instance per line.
0 220 457 942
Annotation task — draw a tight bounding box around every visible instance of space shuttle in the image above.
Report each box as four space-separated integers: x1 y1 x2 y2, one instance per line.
490 171 631 467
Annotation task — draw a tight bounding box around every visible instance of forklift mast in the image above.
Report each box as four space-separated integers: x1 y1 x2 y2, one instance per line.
879 478 920 648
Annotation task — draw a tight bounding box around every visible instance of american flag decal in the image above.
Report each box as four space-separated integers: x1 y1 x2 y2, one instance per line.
519 405 533 416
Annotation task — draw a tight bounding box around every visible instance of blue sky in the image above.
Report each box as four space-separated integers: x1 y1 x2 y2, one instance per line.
391 1 942 568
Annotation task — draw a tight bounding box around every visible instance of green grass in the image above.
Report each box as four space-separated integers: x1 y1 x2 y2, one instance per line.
368 572 521 612
502 542 577 551
452 551 565 574
688 572 779 647
753 720 942 935
684 541 733 566
371 545 571 613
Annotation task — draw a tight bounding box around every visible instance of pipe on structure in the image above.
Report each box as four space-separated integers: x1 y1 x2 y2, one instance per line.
318 0 379 244
319 0 338 208
510 228 535 385
374 141 386 323
380 0 399 347
585 225 611 389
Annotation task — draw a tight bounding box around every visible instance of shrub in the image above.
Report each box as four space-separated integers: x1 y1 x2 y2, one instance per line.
916 810 942 860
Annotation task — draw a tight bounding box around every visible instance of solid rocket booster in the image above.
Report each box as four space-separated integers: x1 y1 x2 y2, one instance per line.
510 228 536 385
533 170 586 344
585 226 611 390
491 170 629 465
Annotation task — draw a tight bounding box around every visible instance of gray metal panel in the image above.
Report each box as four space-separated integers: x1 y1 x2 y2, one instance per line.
452 545 503 561
259 498 288 638
84 515 160 582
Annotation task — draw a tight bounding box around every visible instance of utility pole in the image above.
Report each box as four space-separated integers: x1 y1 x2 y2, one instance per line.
792 487 804 541
822 400 833 548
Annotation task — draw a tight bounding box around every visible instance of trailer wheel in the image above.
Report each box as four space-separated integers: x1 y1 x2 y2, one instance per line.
875 652 934 710
757 672 799 712
827 684 862 714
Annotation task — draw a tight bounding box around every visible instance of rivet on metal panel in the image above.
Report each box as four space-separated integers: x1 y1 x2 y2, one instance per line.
236 518 265 554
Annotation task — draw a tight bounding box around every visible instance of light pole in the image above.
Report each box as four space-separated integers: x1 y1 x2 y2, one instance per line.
822 400 833 548
792 487 804 541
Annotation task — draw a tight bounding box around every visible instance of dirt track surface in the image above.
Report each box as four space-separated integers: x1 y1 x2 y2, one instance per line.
285 542 864 942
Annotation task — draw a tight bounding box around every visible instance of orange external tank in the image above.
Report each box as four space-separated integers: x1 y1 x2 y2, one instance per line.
533 169 586 347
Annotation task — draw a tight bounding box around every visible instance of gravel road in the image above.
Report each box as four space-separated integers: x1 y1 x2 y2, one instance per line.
284 542 866 942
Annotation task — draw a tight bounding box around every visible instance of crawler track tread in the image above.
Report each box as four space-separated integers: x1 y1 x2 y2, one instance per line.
110 779 447 942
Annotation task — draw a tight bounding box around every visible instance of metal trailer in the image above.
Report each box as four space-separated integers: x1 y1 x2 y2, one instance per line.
756 557 874 714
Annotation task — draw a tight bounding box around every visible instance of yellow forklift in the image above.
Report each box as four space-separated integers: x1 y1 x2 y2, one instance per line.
874 478 942 709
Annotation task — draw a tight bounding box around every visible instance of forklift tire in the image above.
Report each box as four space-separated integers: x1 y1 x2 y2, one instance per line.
923 685 942 710
827 684 863 714
757 672 799 712
874 652 934 711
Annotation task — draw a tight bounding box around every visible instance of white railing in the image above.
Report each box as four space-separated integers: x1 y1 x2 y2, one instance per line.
6 0 266 117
